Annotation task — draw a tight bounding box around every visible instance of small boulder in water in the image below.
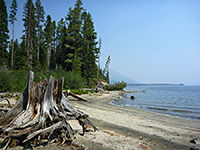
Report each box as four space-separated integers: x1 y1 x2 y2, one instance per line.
130 96 135 100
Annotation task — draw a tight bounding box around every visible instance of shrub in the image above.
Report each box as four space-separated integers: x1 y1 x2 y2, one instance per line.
70 89 93 95
106 81 127 91
64 71 83 89
0 68 11 92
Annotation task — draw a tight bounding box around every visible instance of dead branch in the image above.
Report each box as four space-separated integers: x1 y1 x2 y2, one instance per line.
0 98 11 108
64 90 88 102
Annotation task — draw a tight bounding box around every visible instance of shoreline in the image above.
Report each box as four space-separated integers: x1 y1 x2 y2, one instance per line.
110 100 200 122
69 91 200 150
4 91 200 150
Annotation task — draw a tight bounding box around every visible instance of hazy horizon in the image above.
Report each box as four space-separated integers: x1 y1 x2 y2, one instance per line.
5 0 200 85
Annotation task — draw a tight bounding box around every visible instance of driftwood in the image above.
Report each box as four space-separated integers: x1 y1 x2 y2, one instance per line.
0 71 97 149
64 90 88 102
0 98 11 108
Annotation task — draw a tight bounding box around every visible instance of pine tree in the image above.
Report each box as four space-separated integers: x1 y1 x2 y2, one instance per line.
72 51 81 74
12 39 19 69
35 0 45 62
22 0 37 69
49 20 56 70
9 0 18 70
81 12 99 85
55 18 66 68
65 0 83 71
0 0 9 67
103 55 111 83
39 30 47 69
97 37 102 79
44 15 53 70
18 37 28 70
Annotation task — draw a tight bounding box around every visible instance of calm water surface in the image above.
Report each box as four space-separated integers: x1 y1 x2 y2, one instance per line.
110 85 200 121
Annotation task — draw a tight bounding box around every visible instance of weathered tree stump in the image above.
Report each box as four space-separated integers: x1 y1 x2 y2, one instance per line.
0 71 97 149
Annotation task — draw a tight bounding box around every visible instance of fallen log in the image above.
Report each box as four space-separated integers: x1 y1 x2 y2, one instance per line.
0 71 97 149
64 90 88 102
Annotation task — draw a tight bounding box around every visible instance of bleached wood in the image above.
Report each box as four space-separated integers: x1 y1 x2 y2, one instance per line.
0 71 97 149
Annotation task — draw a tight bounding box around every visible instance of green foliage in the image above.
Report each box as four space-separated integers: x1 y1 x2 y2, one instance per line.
81 12 99 85
106 81 127 91
35 0 45 68
64 71 83 89
22 0 37 69
9 0 17 24
0 69 28 92
102 55 111 83
9 0 18 70
70 89 93 95
44 15 53 69
0 69 11 92
2 0 110 91
0 0 9 67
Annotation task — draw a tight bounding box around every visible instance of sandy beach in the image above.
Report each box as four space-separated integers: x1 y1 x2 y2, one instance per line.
4 91 200 150
68 91 200 150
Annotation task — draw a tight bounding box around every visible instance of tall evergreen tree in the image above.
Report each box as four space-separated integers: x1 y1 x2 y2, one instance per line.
22 0 37 69
9 0 17 70
44 15 53 69
35 0 45 62
97 37 101 78
39 30 47 69
55 18 66 68
65 0 83 71
12 39 19 69
49 20 56 70
0 0 9 67
16 36 28 70
103 55 111 83
81 12 99 85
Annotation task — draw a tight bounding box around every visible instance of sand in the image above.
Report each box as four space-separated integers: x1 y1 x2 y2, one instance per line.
68 91 200 150
5 91 200 150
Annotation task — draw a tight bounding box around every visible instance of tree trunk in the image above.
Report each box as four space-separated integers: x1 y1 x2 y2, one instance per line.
11 22 15 70
0 71 97 149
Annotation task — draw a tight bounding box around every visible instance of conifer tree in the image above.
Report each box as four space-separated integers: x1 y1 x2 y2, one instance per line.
35 0 45 62
81 12 99 85
55 18 66 68
49 20 56 70
97 37 102 78
65 0 83 71
12 39 19 69
44 15 53 69
9 0 18 70
72 51 81 74
39 31 47 69
22 0 37 69
0 0 9 67
103 55 111 83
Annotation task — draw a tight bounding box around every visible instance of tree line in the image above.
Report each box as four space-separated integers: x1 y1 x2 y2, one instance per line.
0 0 111 91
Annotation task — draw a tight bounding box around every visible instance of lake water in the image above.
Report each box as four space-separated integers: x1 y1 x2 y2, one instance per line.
110 85 200 121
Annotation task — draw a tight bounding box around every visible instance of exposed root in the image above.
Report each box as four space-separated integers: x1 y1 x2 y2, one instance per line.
0 71 97 149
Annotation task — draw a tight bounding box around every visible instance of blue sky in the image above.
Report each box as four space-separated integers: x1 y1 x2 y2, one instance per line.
5 0 200 85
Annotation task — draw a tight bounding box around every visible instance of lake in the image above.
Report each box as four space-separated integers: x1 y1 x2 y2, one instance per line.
110 85 200 121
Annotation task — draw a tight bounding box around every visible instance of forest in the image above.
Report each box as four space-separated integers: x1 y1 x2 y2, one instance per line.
0 0 112 92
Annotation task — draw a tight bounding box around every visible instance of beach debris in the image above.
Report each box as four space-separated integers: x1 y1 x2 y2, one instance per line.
0 71 97 149
130 96 135 100
64 90 88 102
190 138 200 150
0 98 11 108
190 138 200 146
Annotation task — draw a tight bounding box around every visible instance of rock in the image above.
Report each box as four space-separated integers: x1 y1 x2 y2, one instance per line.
190 138 200 145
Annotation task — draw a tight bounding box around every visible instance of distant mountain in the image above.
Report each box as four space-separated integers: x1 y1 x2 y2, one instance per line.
109 69 139 84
